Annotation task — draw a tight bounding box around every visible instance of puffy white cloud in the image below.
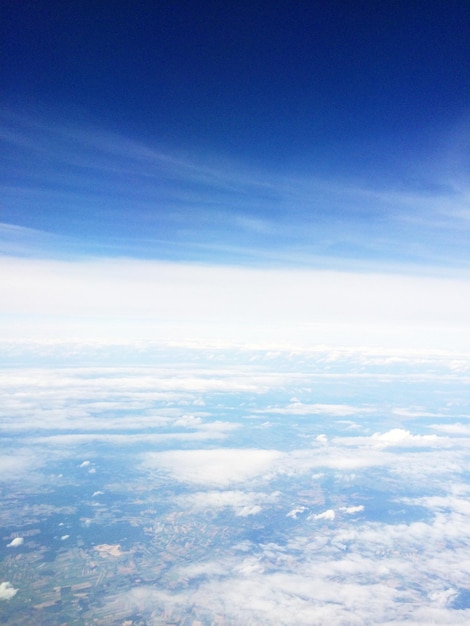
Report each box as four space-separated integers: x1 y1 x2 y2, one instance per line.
286 506 307 519
181 489 279 515
339 505 364 514
371 428 440 448
309 509 335 521
7 537 23 548
142 448 283 487
429 587 458 607
0 582 18 601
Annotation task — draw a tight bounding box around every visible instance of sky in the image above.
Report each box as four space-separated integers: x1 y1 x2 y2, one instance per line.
2 1 470 348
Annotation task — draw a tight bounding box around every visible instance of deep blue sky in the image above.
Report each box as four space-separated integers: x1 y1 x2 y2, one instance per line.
2 1 470 268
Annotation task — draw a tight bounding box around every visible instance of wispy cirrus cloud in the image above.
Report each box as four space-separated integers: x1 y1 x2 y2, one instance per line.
2 109 470 268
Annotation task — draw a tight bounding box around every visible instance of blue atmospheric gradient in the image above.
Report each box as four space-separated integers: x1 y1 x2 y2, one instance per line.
1 342 470 624
1 1 470 270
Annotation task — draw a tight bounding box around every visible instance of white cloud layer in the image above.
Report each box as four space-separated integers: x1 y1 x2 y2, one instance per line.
1 256 470 349
309 509 336 521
